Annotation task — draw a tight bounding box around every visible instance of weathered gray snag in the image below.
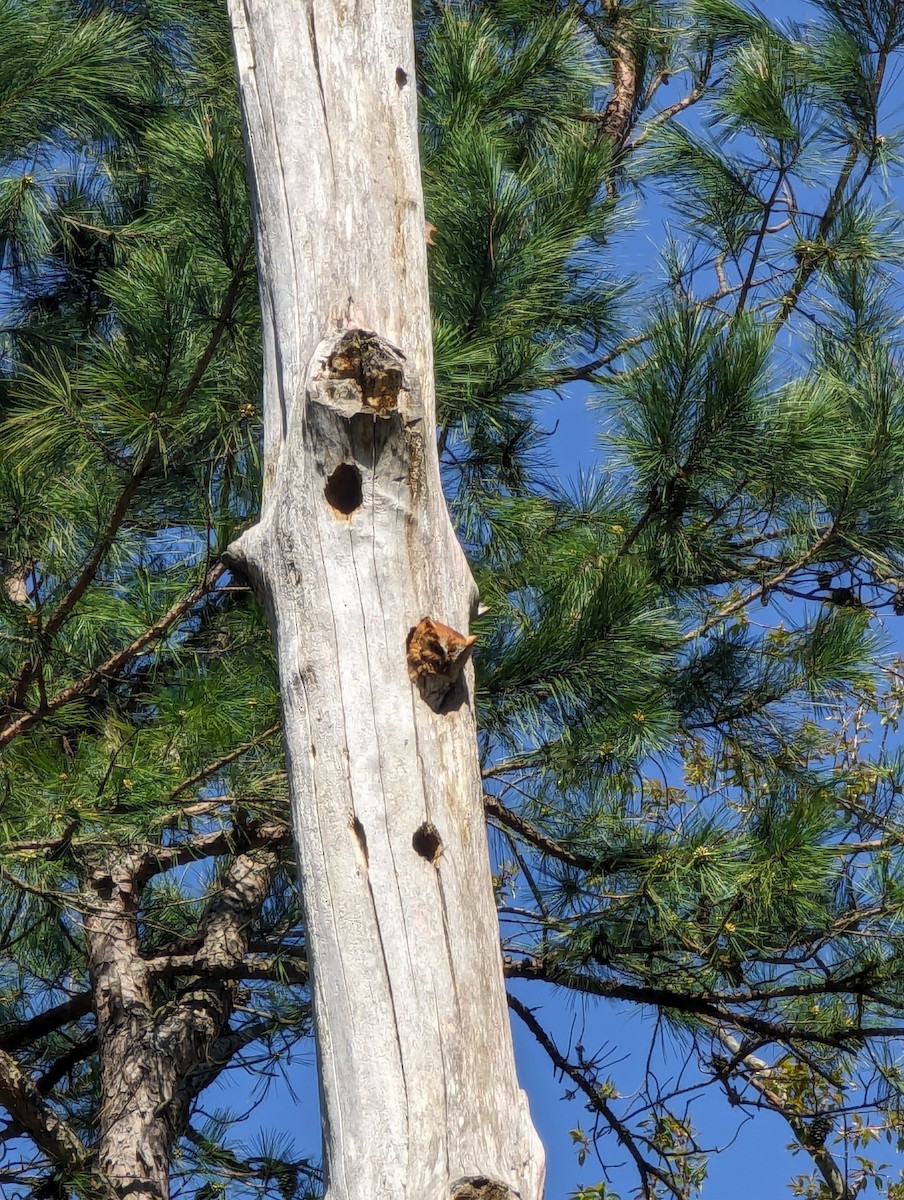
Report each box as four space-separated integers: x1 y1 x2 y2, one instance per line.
223 3 544 1200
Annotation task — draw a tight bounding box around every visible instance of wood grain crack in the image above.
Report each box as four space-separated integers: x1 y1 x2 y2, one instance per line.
306 2 336 182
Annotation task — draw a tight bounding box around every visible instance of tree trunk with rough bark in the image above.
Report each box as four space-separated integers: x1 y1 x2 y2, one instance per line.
85 854 171 1200
223 4 545 1200
83 840 282 1199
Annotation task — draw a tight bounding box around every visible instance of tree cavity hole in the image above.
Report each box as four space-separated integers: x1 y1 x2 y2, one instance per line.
325 463 362 516
413 822 442 864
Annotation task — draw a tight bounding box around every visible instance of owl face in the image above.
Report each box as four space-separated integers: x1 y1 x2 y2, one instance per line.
406 617 476 708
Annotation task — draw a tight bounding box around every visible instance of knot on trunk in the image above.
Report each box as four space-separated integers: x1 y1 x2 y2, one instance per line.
318 329 406 412
451 1177 519 1200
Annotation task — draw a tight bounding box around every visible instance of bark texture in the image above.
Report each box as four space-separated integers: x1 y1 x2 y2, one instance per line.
85 854 169 1199
83 837 283 1198
223 3 544 1199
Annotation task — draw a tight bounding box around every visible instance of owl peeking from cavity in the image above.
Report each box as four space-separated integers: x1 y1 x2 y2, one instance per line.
406 617 476 709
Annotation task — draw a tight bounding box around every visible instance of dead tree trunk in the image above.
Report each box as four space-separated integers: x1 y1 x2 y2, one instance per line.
223 4 545 1200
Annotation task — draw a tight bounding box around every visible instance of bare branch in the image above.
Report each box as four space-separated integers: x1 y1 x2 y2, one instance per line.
508 992 683 1200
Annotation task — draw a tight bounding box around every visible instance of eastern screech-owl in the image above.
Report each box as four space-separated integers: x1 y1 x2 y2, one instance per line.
406 617 476 708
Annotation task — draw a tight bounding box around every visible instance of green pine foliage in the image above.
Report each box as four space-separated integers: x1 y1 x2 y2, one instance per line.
0 2 311 1197
439 1 904 1196
3 0 904 1198
420 3 625 515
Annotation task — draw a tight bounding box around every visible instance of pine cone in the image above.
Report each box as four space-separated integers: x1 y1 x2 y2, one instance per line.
278 1169 299 1199
805 1114 833 1148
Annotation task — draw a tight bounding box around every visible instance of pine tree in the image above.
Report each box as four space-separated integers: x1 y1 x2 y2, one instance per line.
0 2 313 1197
1 1 904 1199
463 3 904 1197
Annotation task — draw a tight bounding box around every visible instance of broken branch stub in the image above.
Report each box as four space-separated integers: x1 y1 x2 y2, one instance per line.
323 329 407 411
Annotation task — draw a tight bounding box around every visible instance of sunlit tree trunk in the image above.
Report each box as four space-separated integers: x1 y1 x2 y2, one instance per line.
223 4 545 1200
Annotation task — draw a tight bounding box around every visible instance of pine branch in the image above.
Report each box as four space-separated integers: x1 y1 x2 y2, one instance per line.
505 957 899 1050
208 1019 303 1065
58 214 142 240
735 167 790 317
182 1121 322 1189
178 233 254 402
542 330 651 386
162 722 282 805
628 48 715 151
34 1036 97 1098
682 520 841 644
772 20 894 328
4 234 254 712
0 560 227 747
1 819 289 877
148 775 288 829
0 824 287 866
597 3 638 148
714 1031 855 1200
484 795 596 870
0 994 92 1053
3 438 157 714
247 939 307 959
0 1047 111 1198
148 954 308 986
137 821 291 881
